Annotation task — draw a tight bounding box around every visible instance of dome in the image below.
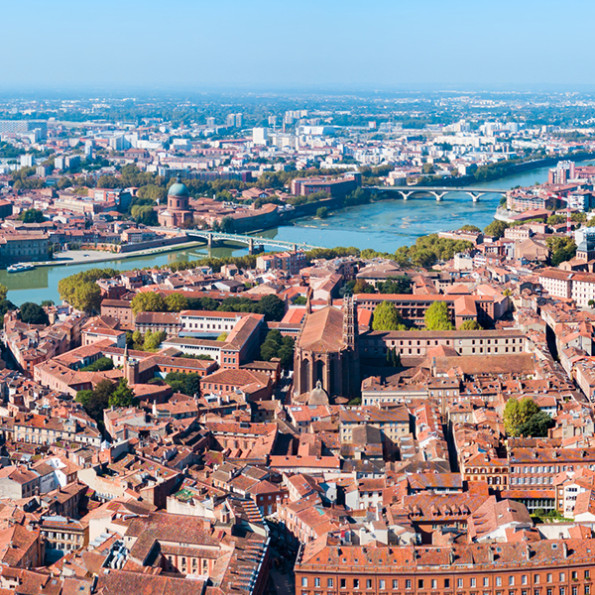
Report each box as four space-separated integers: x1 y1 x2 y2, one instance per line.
308 380 329 406
168 178 189 198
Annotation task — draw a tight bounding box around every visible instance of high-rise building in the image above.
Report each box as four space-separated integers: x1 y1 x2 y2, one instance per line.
252 127 269 146
0 120 47 139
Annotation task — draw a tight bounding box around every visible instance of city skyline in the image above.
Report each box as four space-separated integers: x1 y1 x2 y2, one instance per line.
4 0 595 91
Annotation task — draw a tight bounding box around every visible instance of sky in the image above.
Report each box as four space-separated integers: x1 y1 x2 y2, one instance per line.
3 0 595 92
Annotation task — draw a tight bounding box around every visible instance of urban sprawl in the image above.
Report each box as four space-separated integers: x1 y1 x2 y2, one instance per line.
1 93 595 594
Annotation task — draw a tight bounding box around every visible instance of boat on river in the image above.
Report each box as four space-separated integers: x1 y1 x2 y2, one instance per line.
6 263 35 273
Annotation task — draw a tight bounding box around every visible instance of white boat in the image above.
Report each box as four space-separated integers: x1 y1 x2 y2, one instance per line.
6 263 35 273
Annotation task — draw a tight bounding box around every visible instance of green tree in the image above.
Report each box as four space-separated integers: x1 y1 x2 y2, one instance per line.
0 298 16 330
18 208 45 223
73 283 101 313
131 292 167 315
504 397 541 437
19 302 48 325
260 329 295 368
484 219 509 239
108 378 137 408
546 236 577 266
353 279 375 294
143 330 166 351
424 301 454 330
81 357 114 372
378 277 411 294
316 206 329 219
459 224 481 232
256 294 285 321
76 379 115 423
165 293 188 312
132 330 144 350
518 410 555 438
459 319 482 330
130 205 158 226
0 284 7 302
372 301 405 331
547 214 566 225
164 371 201 396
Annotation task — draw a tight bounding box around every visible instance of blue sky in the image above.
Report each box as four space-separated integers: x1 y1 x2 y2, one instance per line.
2 0 595 91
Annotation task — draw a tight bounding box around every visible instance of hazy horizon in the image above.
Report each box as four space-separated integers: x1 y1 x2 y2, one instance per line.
3 0 595 91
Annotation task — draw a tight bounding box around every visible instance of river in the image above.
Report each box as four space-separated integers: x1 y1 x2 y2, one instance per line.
1 162 589 306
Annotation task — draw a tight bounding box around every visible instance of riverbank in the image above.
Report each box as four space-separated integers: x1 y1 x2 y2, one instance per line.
257 152 595 235
26 241 208 270
4 156 595 306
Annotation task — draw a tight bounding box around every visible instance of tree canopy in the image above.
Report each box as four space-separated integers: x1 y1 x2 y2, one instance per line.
108 378 137 408
484 219 509 239
19 302 48 325
58 268 117 313
80 357 114 372
164 372 200 396
260 329 295 368
504 397 553 437
372 301 406 331
76 379 116 423
459 319 482 330
18 208 45 223
424 301 454 330
165 293 188 312
131 292 166 315
546 236 576 266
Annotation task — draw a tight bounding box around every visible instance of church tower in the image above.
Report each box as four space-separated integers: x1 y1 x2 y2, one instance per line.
342 294 357 350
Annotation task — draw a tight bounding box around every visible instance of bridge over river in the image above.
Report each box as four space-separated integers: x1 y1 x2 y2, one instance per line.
156 228 323 254
370 185 508 202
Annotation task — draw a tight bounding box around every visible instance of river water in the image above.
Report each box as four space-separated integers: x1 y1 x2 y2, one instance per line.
0 162 585 306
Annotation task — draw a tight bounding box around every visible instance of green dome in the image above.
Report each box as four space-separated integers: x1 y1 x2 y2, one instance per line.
168 179 189 198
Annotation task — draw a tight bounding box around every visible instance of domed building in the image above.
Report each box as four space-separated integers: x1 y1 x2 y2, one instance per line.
158 178 193 227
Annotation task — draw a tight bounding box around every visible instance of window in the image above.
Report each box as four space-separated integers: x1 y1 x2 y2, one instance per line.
302 578 308 587
406 579 412 589
523 576 528 585
354 579 359 589
458 579 464 589
471 579 477 588
510 577 515 586
560 574 566 582
380 580 385 589
327 579 334 588
367 579 372 589
315 578 320 587
548 575 553 584
432 580 438 589
445 579 451 589
393 580 399 589
419 580 425 589
340 578 346 589
497 578 502 587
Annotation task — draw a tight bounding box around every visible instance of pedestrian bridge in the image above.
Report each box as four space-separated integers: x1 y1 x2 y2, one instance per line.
185 230 322 254
370 185 508 202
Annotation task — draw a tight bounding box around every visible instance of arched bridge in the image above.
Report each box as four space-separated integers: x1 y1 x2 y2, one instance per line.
370 185 508 202
185 230 322 254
